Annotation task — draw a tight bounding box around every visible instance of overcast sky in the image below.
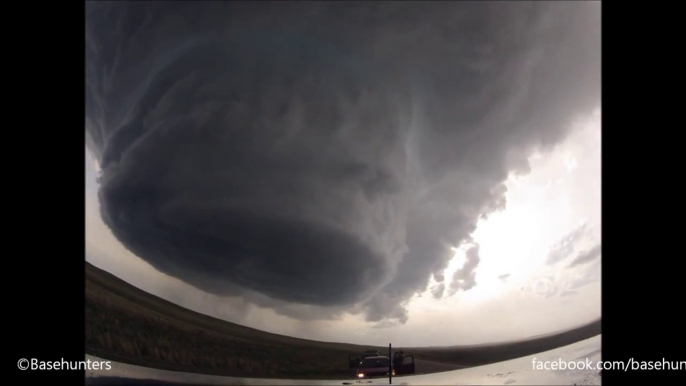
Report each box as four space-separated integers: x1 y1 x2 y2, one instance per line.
85 1 600 346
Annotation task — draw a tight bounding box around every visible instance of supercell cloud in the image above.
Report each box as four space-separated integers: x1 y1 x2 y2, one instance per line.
85 1 600 323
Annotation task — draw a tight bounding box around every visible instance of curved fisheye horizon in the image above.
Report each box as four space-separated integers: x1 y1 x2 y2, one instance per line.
85 1 600 383
86 107 600 347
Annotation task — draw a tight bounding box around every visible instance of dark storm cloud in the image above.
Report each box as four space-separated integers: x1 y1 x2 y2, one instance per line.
448 245 481 296
546 223 589 265
86 1 600 323
568 244 601 268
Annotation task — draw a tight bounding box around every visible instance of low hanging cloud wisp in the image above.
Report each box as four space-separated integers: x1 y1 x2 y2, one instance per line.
447 245 481 297
568 245 602 268
85 2 600 324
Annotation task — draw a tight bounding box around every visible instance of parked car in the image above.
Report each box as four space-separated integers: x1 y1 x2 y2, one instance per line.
348 350 380 368
394 354 416 375
351 354 416 379
355 356 393 379
361 350 380 360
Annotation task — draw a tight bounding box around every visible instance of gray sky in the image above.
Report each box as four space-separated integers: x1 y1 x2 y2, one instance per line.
85 1 600 346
